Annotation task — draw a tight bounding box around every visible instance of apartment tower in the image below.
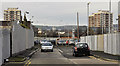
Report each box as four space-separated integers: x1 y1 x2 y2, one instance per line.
89 10 113 33
4 8 21 21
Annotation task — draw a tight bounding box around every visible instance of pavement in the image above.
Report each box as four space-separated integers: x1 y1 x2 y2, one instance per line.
2 45 40 66
90 51 120 61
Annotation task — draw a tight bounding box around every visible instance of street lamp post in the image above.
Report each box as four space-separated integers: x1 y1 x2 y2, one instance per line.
77 12 79 42
87 2 90 36
109 0 111 33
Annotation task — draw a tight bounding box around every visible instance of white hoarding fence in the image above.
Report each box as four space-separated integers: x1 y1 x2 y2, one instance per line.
80 33 120 55
104 34 108 53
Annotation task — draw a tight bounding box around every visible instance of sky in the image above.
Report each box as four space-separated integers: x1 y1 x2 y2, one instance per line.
0 0 120 26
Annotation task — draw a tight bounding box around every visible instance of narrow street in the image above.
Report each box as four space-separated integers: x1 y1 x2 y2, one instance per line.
24 46 119 66
30 48 74 64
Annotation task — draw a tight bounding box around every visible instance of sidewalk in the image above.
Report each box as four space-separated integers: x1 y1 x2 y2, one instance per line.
6 45 40 62
90 51 120 61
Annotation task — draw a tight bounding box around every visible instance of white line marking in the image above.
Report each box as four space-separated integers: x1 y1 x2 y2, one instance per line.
68 59 78 64
58 49 63 53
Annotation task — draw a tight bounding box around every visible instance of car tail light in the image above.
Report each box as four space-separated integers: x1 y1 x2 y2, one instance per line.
75 47 77 51
88 47 90 50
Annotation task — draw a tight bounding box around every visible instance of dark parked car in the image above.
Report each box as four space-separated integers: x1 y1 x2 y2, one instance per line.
34 40 40 44
48 40 56 45
73 42 90 57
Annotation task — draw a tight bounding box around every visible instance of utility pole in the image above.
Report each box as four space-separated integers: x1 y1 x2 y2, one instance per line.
87 2 90 36
77 12 79 42
109 0 111 33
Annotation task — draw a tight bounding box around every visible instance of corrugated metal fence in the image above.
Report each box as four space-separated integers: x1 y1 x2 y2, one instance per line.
80 33 120 55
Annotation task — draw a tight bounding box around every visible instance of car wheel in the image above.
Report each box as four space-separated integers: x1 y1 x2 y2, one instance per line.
75 53 78 57
51 49 53 52
85 53 90 56
87 53 90 56
73 53 74 56
41 49 43 52
73 53 77 57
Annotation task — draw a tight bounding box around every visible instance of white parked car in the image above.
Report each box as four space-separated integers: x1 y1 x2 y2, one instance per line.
41 42 53 52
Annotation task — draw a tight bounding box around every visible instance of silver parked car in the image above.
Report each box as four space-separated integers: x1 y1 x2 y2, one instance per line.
58 40 66 45
41 42 53 52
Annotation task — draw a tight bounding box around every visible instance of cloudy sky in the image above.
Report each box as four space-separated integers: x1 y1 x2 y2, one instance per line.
0 0 120 26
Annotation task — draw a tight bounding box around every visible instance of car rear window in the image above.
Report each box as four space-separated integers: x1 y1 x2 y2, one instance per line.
76 43 88 48
42 40 47 42
42 43 52 46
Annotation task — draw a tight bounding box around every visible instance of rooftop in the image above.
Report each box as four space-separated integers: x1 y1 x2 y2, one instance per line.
4 8 21 11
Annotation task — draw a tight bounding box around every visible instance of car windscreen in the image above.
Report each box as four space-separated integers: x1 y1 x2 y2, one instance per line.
76 43 88 48
41 40 47 42
42 43 52 46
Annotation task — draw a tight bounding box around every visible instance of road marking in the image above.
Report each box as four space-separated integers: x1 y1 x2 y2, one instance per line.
68 59 77 64
58 49 63 53
27 61 31 66
24 59 31 66
89 56 104 61
89 56 118 63
66 53 72 55
91 55 119 62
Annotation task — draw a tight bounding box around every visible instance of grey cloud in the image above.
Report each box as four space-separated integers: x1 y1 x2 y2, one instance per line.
1 2 118 26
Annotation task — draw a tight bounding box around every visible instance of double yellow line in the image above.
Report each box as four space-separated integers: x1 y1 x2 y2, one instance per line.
89 56 118 63
24 59 31 66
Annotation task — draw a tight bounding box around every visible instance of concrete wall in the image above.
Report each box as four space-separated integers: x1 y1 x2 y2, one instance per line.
26 29 34 49
0 22 34 65
12 22 34 54
0 29 3 66
12 22 26 54
2 29 10 62
0 28 10 66
80 33 120 55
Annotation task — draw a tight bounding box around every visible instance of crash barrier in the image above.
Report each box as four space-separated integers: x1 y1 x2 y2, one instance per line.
80 33 120 55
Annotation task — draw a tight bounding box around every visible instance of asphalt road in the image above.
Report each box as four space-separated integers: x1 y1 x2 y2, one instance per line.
26 45 119 66
58 45 119 64
3 45 119 66
30 48 74 64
